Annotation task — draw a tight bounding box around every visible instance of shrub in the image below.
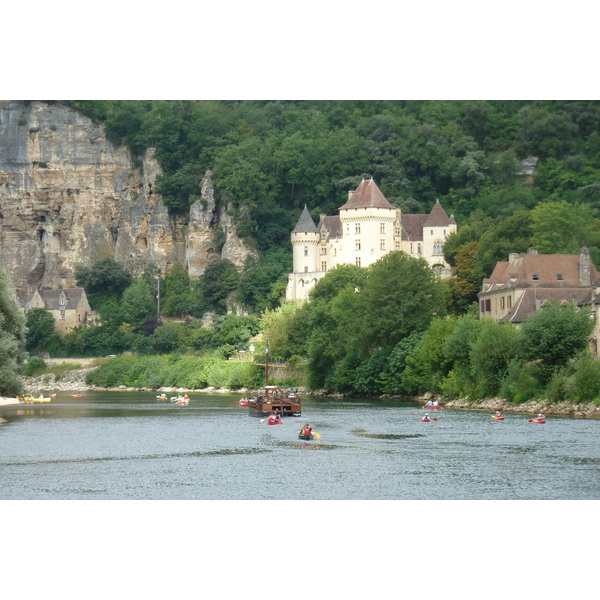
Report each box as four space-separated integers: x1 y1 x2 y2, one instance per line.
22 357 47 376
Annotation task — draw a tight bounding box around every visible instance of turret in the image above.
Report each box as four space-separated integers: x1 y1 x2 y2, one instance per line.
291 205 320 274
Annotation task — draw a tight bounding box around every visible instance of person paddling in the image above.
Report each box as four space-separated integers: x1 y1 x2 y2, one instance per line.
300 423 313 436
495 411 503 418
422 413 430 422
536 413 545 421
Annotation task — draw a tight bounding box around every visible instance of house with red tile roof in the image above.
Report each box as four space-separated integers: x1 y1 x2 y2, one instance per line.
286 178 457 300
478 247 600 355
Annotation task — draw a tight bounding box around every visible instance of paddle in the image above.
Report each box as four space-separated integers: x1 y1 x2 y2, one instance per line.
313 431 321 439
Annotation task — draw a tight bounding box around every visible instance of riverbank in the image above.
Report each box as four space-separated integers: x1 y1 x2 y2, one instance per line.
17 367 600 418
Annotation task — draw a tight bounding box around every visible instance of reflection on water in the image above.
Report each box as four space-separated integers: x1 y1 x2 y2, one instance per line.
0 391 599 500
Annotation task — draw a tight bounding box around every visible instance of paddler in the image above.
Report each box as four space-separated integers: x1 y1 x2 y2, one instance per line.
269 412 280 422
495 411 503 418
536 413 545 421
300 424 313 436
422 413 430 422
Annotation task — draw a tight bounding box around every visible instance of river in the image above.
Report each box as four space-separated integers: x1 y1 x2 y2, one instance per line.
1 391 598 500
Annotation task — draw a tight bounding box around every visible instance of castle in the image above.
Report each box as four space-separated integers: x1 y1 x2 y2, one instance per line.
286 178 457 301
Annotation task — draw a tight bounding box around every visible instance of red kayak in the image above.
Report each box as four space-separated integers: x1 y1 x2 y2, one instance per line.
239 398 249 407
422 417 431 422
268 419 283 425
531 419 546 424
492 416 504 420
421 406 443 410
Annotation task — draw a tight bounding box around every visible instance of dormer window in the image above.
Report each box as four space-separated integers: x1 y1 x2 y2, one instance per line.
532 274 539 281
557 274 564 281
60 298 65 306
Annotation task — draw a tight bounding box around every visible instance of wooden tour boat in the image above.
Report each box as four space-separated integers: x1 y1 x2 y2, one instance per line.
248 346 301 418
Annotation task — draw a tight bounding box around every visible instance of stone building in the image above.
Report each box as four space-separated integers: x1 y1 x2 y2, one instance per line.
286 177 457 301
478 247 600 356
17 287 94 335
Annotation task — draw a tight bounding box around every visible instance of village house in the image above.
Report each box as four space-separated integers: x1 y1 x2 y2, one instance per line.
286 177 457 301
478 247 600 356
17 287 94 335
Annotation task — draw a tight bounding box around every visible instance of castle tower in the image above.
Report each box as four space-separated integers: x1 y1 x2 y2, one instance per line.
338 178 396 268
287 205 321 300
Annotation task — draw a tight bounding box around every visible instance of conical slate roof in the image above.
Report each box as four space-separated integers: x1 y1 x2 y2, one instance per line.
338 178 395 210
292 204 318 233
424 200 452 227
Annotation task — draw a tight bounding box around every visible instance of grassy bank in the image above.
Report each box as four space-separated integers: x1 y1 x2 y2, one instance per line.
84 353 309 391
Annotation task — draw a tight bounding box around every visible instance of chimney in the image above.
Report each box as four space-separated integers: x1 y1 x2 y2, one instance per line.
527 248 538 255
509 253 519 265
348 190 354 201
580 247 591 286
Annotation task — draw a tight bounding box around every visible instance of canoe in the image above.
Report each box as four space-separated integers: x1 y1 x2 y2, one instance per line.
298 433 314 440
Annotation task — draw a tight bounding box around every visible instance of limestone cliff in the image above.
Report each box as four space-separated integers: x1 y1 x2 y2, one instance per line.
0 101 257 289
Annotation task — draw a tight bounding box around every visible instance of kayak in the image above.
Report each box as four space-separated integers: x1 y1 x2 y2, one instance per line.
422 406 443 410
421 417 431 422
531 419 546 424
239 398 249 407
268 420 283 425
298 433 314 440
492 416 504 420
71 394 84 397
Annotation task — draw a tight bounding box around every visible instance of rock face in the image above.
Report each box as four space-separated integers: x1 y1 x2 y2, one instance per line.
0 101 257 289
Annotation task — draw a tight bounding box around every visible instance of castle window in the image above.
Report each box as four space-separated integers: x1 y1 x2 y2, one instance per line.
395 241 401 250
508 296 512 309
433 240 443 255
355 223 361 234
395 227 401 237
304 246 308 256
355 240 361 251
410 243 413 254
431 230 433 235
60 310 65 320
417 244 421 254
321 262 327 272
321 246 326 255
485 299 491 312
346 224 350 234
356 257 361 267
380 239 386 250
501 297 505 310
557 273 563 280
532 274 539 281
304 267 308 273
380 223 385 234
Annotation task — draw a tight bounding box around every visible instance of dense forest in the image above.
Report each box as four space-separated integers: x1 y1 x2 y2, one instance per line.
16 100 600 403
58 100 600 311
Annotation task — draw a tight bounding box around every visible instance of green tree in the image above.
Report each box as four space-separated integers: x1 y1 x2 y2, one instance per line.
356 252 449 353
162 262 192 317
469 319 519 397
0 265 27 395
202 259 239 314
446 241 485 315
529 201 600 254
121 277 156 333
518 301 594 381
25 308 58 354
75 257 133 309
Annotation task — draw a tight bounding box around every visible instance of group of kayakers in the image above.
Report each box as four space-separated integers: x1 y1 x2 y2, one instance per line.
424 399 439 407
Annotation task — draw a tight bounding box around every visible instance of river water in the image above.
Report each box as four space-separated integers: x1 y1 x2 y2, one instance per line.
0 391 598 500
